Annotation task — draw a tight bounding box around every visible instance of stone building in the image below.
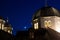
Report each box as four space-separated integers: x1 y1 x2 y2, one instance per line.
0 16 13 34
29 6 60 40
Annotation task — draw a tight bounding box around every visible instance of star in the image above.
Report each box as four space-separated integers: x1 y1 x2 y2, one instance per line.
24 26 27 29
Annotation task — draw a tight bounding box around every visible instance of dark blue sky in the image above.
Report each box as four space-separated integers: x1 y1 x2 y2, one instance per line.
0 0 60 35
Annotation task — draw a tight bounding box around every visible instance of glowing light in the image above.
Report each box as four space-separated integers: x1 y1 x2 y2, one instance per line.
34 22 38 29
8 30 10 33
24 26 27 29
55 27 60 33
44 20 52 28
55 20 60 33
0 23 1 29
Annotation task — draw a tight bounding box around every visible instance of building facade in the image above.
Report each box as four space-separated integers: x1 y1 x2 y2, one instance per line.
0 16 13 34
27 6 60 40
32 6 60 33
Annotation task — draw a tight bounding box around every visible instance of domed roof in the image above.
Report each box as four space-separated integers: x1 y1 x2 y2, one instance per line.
32 6 60 20
0 16 5 20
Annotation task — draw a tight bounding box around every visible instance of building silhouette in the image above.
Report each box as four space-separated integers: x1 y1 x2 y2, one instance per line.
0 6 60 40
0 16 13 34
0 16 14 40
15 6 60 40
30 6 60 40
32 6 60 30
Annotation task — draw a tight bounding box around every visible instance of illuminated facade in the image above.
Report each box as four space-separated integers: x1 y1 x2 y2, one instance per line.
32 7 60 33
0 16 13 34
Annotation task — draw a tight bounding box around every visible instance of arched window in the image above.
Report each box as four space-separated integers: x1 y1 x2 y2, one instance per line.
34 22 38 29
0 23 1 29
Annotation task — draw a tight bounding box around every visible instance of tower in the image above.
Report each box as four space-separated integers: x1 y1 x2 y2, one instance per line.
0 16 5 30
4 21 13 34
32 6 60 33
0 16 13 34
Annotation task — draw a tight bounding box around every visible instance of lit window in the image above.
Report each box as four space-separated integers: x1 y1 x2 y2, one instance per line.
2 24 4 30
44 20 52 28
8 30 10 33
0 23 1 29
4 27 7 31
34 22 38 29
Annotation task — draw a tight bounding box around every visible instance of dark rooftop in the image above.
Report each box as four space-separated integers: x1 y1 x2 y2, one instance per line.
0 16 5 20
32 6 60 20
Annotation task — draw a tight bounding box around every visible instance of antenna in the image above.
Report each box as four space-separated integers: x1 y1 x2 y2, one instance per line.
45 0 48 7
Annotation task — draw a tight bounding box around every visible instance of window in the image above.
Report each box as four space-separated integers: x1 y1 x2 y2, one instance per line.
0 23 1 29
8 30 11 33
4 27 8 32
34 22 38 29
2 24 4 30
44 20 52 28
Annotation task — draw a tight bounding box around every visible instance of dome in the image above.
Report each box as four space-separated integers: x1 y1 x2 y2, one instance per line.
32 6 60 20
0 16 5 20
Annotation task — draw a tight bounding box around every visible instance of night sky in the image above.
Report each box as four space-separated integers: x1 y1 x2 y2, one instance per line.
0 0 60 35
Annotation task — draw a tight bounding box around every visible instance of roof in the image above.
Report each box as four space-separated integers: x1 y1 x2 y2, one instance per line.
0 16 5 20
32 6 60 20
